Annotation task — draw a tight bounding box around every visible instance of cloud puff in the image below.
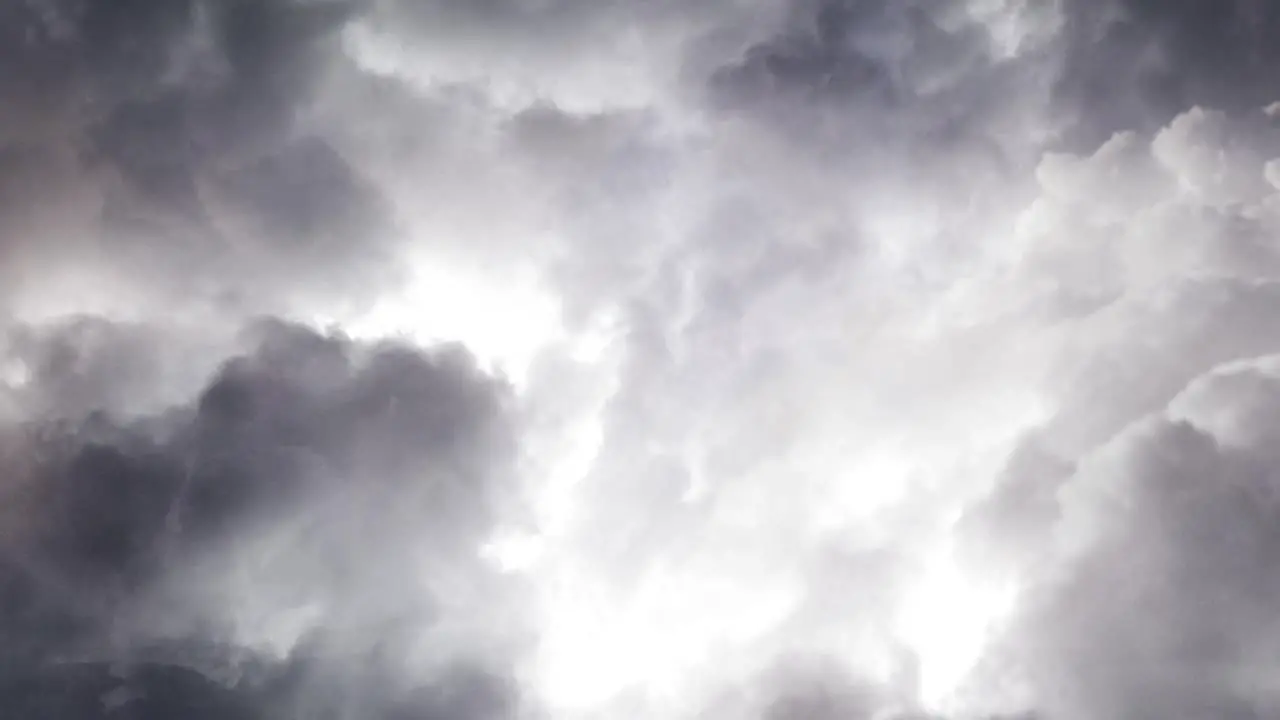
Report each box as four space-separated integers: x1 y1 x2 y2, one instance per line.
0 319 525 718
0 0 397 322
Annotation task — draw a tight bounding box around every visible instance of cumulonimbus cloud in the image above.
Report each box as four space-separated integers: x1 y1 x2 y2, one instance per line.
6 1 1280 719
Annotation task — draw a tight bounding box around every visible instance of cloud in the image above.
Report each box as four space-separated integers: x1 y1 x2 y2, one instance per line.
10 0 1280 719
0 319 526 717
0 0 397 322
952 102 1280 719
968 358 1280 720
1054 0 1280 149
0 662 261 720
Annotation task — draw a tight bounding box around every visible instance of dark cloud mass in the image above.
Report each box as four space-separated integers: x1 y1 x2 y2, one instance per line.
0 2 529 716
0 320 521 718
9 0 1280 719
0 662 262 720
1055 0 1280 149
709 1 993 133
0 0 394 317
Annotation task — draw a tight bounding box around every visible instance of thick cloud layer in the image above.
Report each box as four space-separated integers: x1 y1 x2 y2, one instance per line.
1055 0 1280 149
0 320 522 718
0 0 394 321
947 105 1280 719
8 0 1280 719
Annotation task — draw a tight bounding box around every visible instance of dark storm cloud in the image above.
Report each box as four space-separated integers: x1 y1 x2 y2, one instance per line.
0 662 262 720
710 1 984 113
760 658 898 720
0 316 234 420
17 0 1280 717
704 0 1280 158
1055 0 1280 150
708 655 1038 720
0 319 524 718
704 0 1046 180
0 0 396 315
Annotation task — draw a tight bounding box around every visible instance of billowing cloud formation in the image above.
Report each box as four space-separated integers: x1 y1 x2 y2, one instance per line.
9 0 1280 719
0 320 522 718
1055 0 1280 148
0 0 394 321
952 104 1280 719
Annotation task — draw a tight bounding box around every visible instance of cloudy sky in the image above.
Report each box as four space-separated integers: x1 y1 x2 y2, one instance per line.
4 1 1280 718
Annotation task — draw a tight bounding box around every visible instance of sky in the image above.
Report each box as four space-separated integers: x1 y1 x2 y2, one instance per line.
4 1 1280 719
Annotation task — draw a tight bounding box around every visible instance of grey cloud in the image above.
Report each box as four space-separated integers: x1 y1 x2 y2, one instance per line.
0 0 397 318
999 108 1280 455
709 1 989 118
952 104 1280 720
983 361 1280 720
323 5 1280 720
368 0 613 43
704 0 1052 186
17 0 1280 718
360 0 766 90
708 654 1037 720
705 0 1280 165
1054 0 1280 150
0 316 234 421
760 658 897 720
468 7 1280 719
0 655 518 720
0 319 525 718
0 662 262 720
700 655 895 720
